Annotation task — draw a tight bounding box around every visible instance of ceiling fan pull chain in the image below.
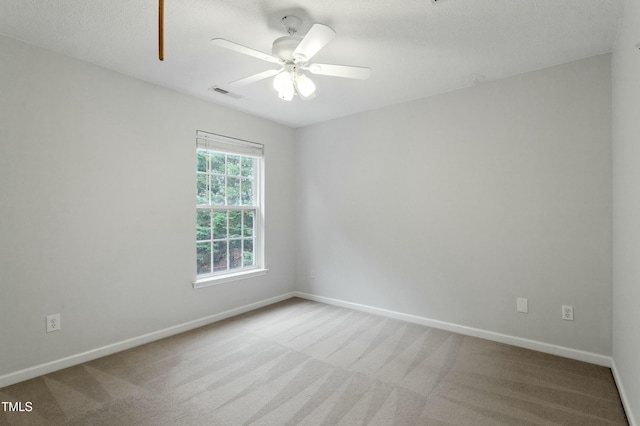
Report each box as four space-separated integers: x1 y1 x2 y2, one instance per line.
159 0 164 61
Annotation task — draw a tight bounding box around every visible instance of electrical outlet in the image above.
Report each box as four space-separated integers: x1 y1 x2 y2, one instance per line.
562 305 574 321
516 298 528 313
46 314 61 333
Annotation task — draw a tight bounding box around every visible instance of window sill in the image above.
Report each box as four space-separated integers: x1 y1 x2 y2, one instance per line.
192 268 269 289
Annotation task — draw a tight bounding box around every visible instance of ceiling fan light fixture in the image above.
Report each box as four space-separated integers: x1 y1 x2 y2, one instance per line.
278 84 295 101
295 73 316 98
273 71 293 91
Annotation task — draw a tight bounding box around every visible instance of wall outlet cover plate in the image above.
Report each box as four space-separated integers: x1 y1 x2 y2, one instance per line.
562 305 574 321
46 314 61 333
517 297 528 313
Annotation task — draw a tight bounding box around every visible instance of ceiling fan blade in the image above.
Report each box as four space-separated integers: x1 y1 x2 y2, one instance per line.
292 24 336 62
211 39 281 64
307 63 372 80
229 68 282 87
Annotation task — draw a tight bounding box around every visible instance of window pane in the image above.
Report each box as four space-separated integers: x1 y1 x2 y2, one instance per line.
197 210 211 241
197 138 261 277
196 173 208 204
229 239 242 269
229 211 242 238
227 155 240 176
213 211 227 239
241 178 254 205
227 177 240 206
210 152 225 174
243 238 254 266
241 157 254 177
211 175 225 206
243 211 254 236
197 150 207 173
197 242 212 274
213 241 228 272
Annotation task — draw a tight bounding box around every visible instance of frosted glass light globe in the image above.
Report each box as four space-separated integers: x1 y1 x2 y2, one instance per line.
295 73 316 98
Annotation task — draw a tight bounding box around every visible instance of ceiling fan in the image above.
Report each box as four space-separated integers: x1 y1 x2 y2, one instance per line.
211 16 372 101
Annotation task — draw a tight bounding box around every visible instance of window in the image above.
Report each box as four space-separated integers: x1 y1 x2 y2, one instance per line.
195 131 265 286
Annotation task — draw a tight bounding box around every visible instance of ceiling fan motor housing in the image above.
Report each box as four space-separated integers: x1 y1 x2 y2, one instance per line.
272 36 303 62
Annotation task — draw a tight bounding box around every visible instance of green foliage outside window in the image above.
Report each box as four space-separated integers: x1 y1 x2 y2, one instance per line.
196 150 257 275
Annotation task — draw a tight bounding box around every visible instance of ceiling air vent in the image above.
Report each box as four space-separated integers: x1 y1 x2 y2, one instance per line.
208 86 243 99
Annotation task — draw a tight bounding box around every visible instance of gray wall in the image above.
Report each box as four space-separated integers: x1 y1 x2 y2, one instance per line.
612 0 640 422
0 36 296 377
295 54 612 356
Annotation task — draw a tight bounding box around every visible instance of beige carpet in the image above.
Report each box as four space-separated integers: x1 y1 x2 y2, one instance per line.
0 298 628 425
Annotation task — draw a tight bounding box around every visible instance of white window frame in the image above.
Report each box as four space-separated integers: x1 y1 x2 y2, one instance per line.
193 131 267 289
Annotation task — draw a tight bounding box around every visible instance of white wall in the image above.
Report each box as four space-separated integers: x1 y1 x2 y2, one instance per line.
0 36 296 379
612 0 640 422
296 55 612 356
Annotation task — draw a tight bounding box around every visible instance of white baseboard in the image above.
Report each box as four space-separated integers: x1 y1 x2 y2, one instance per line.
4 290 628 421
611 359 637 426
293 291 613 368
0 292 295 389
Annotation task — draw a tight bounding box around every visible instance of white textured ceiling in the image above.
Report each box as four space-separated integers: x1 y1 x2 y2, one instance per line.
0 0 626 128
